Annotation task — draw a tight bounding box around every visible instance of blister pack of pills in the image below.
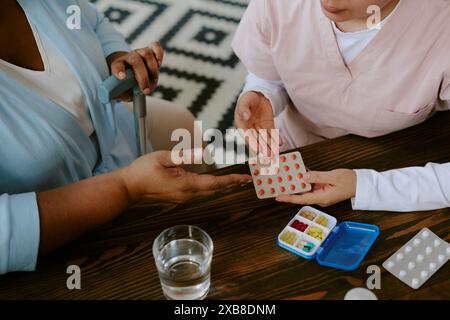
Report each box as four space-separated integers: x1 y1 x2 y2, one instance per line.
249 151 311 199
383 228 450 289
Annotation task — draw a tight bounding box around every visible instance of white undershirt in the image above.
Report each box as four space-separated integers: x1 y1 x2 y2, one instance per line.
241 1 450 211
0 21 94 136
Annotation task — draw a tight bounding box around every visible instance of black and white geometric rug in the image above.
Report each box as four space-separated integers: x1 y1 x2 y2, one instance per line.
93 0 249 135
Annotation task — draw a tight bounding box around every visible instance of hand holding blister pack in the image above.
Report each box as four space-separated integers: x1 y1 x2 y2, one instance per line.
383 228 450 289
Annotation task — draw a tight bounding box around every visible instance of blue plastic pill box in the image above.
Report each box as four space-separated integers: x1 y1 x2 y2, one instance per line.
277 206 379 271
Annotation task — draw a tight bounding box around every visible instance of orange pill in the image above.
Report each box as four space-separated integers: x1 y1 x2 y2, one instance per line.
291 154 297 160
280 155 287 163
294 163 300 170
253 169 260 176
270 187 276 194
259 189 265 196
256 179 263 186
284 165 290 172
297 172 303 179
280 186 286 192
287 175 293 181
267 178 273 184
301 182 307 189
290 184 296 191
277 176 283 183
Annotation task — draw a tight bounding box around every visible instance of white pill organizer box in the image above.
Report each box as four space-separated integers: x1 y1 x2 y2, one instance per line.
277 206 379 271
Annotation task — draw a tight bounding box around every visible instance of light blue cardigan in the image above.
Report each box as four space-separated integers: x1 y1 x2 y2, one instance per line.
0 0 145 274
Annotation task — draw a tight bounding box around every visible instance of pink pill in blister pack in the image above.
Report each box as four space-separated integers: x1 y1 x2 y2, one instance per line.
249 151 311 199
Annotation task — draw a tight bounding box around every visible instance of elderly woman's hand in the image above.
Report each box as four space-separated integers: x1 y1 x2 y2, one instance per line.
119 151 252 204
107 42 164 101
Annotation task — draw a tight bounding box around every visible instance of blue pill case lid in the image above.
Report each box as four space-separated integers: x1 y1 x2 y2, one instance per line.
277 206 379 271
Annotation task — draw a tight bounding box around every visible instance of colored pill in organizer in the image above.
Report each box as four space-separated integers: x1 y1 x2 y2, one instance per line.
307 227 326 241
299 210 316 221
280 230 297 246
315 215 328 227
296 240 315 253
291 220 308 232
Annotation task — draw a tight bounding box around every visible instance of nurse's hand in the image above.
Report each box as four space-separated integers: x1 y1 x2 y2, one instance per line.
234 91 282 155
107 42 164 101
275 170 357 207
119 151 252 204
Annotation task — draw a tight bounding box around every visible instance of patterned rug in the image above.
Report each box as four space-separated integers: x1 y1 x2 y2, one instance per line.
92 0 249 136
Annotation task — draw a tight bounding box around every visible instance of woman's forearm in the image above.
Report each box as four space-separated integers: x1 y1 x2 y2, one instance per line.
36 169 132 255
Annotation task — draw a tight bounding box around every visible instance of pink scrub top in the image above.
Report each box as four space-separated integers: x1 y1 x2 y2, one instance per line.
232 0 450 148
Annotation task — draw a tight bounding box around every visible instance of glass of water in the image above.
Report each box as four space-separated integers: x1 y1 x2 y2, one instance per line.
152 225 213 300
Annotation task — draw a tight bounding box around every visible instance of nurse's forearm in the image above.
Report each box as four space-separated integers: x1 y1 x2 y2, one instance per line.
36 169 132 255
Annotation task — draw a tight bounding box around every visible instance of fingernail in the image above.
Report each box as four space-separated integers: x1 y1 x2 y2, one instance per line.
305 172 311 181
143 88 151 95
118 71 125 79
240 181 251 187
242 111 250 121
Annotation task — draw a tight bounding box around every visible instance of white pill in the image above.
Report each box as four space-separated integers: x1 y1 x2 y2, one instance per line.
399 270 407 278
434 239 441 247
411 278 419 288
420 270 429 279
344 288 378 300
416 254 424 262
425 246 433 255
438 254 445 262
386 261 395 269
396 253 404 261
429 262 436 271
405 246 412 253
408 262 415 270
421 230 429 239
446 247 450 256
413 238 421 246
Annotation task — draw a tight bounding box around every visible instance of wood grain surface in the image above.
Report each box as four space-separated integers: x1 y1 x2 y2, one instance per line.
1 112 450 300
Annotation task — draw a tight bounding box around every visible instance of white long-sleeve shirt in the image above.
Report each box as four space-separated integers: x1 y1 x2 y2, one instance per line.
241 9 450 212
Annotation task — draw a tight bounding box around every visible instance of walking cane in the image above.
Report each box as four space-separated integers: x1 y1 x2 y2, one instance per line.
98 69 147 155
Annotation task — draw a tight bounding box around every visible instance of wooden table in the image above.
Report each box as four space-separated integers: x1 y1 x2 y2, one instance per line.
1 112 450 300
